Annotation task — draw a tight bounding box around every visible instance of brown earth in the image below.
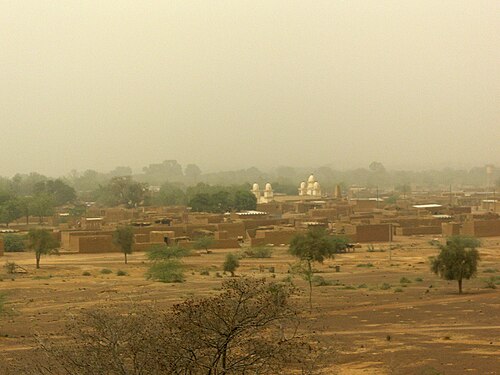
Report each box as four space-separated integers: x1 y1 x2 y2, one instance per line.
0 235 499 374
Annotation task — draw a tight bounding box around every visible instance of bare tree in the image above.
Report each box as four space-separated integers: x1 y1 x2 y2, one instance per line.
14 278 315 375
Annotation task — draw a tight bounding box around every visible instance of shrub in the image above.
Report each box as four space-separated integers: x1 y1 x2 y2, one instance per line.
415 277 424 282
146 260 184 283
3 234 25 252
341 285 356 290
394 287 403 292
357 284 368 288
312 275 333 286
3 262 17 274
223 253 240 277
100 268 113 274
356 263 374 268
200 269 210 276
147 244 191 261
244 246 273 258
116 270 128 276
484 278 497 289
483 268 498 273
400 277 412 284
0 293 4 315
380 283 391 290
82 271 91 276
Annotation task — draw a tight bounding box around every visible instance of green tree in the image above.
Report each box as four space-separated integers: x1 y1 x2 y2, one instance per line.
29 194 55 224
155 182 187 206
146 260 184 283
188 192 212 212
184 163 202 184
193 236 215 254
223 253 240 277
147 244 191 260
3 234 26 252
96 176 148 208
0 198 23 226
27 229 60 269
289 228 338 310
233 190 257 211
113 226 134 264
430 236 481 294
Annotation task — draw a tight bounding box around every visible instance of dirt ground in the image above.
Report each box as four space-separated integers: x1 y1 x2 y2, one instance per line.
0 235 499 375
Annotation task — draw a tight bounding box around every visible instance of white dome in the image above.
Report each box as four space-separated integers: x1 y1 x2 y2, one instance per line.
265 183 272 191
307 174 315 183
313 181 320 189
252 183 259 191
300 181 306 189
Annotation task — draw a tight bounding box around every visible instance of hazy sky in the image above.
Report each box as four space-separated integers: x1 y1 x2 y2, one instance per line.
1 1 498 177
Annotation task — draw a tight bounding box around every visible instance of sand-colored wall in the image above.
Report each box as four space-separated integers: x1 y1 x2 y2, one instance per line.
355 224 392 243
250 230 297 246
461 220 500 237
216 222 246 238
77 235 120 253
442 223 461 237
396 226 442 236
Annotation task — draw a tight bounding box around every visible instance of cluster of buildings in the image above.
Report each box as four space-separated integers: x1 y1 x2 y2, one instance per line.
0 173 499 256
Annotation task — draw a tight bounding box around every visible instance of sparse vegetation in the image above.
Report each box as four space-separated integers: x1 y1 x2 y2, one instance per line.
483 268 498 273
82 271 91 276
400 277 412 284
243 246 273 258
380 283 391 290
357 263 374 268
312 275 333 286
116 269 127 276
484 278 497 289
4 262 17 274
100 268 112 274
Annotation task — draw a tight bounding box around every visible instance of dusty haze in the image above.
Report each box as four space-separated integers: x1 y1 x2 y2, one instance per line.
1 0 498 177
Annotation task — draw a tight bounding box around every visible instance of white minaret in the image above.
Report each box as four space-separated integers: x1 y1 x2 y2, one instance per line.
307 174 315 196
251 183 260 201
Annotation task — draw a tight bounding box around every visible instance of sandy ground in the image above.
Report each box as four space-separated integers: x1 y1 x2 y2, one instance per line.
0 235 499 374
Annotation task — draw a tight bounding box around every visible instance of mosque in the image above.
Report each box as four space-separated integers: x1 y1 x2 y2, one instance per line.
251 182 274 204
298 174 322 197
251 174 322 203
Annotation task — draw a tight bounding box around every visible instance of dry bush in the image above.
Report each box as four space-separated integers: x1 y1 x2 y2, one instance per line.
11 278 316 375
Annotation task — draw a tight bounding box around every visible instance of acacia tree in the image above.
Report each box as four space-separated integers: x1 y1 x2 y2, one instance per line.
145 244 190 283
193 236 214 254
289 228 341 310
430 235 481 294
27 229 60 269
113 226 134 264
